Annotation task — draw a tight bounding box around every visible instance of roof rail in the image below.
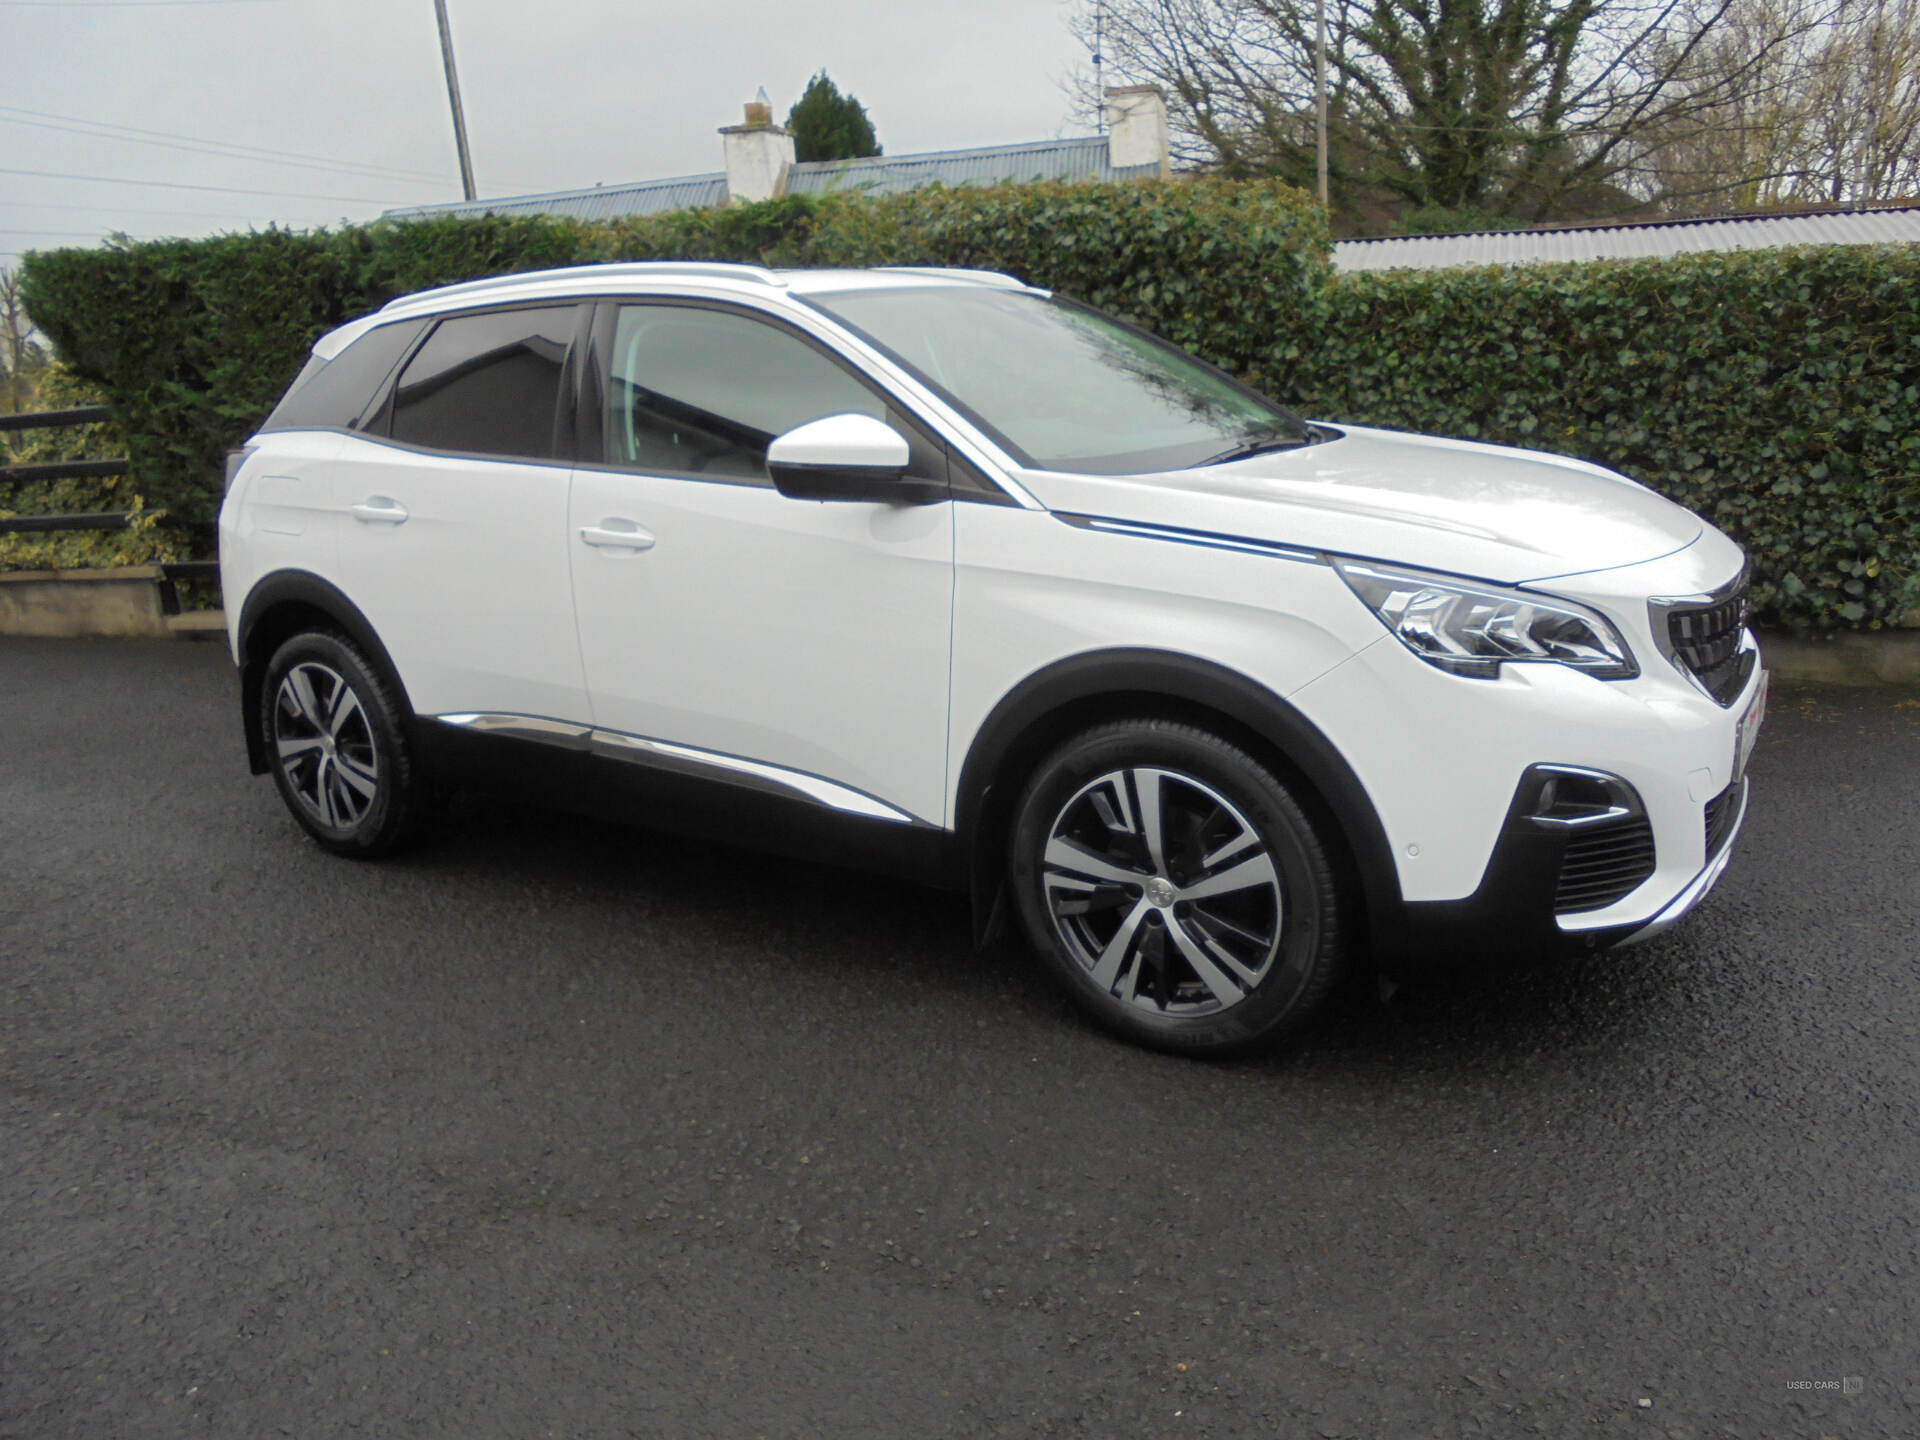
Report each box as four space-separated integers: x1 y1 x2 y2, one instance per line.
380 261 788 311
875 265 1028 289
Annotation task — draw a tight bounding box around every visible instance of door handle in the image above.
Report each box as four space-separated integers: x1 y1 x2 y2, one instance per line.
350 498 409 524
579 520 656 551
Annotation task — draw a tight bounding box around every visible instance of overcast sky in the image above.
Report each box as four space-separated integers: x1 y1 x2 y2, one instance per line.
1 0 1096 265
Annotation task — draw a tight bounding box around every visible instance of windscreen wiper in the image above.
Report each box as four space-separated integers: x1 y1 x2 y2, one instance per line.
1201 431 1312 466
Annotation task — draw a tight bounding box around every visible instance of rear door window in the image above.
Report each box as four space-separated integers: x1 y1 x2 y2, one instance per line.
387 306 579 460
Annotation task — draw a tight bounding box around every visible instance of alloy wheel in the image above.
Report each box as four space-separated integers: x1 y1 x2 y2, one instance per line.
1040 766 1285 1015
272 661 381 830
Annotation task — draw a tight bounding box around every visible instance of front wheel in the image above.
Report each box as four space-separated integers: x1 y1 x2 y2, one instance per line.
1009 719 1348 1058
260 630 420 857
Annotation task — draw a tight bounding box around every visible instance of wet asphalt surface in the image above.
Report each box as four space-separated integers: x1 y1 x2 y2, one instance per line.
1 635 1915 1439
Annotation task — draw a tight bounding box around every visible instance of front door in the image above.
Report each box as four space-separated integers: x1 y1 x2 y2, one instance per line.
567 300 954 825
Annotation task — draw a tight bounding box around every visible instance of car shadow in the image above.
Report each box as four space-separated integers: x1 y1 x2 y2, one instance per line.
378 791 1717 1080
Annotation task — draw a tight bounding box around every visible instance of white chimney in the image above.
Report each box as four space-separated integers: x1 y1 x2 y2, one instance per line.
720 89 794 204
1103 85 1170 179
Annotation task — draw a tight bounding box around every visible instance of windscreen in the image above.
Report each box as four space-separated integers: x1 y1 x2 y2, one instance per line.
808 287 1305 475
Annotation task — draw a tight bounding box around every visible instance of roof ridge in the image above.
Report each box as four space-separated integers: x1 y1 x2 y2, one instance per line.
791 135 1105 173
1339 203 1920 246
387 171 726 213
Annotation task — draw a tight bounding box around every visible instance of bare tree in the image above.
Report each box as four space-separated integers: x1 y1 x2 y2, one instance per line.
1807 0 1920 200
1 265 35 414
1070 0 1835 222
1623 0 1828 209
1626 0 1920 209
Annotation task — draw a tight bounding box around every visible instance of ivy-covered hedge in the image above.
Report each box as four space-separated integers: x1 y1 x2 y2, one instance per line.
17 182 1919 628
0 364 187 573
1283 248 1920 629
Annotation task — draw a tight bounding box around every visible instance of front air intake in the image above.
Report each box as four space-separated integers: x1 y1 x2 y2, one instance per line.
1517 765 1660 915
1554 818 1658 914
1703 781 1743 860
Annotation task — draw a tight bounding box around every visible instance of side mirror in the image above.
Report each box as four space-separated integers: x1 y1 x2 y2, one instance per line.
767 414 945 504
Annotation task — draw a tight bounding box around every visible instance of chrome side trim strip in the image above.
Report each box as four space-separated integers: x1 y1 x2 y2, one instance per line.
1574 778 1749 946
436 713 592 747
432 713 917 825
1055 512 1324 565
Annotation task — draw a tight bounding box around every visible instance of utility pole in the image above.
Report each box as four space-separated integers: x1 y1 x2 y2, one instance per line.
1093 0 1106 133
433 0 478 201
1315 0 1329 207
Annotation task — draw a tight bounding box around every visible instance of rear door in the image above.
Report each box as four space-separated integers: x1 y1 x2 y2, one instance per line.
331 303 592 723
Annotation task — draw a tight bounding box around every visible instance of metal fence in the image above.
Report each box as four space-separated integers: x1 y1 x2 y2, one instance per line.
0 405 218 607
0 405 133 532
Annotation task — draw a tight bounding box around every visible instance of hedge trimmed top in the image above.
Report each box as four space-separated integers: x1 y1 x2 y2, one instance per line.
18 178 1918 629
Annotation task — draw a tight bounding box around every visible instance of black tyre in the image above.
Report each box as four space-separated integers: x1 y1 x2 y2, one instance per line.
260 629 420 857
1009 719 1348 1058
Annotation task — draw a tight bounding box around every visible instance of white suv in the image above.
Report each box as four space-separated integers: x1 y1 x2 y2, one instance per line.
220 262 1766 1056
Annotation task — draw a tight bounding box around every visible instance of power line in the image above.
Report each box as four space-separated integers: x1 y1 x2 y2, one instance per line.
0 2 290 8
0 112 444 185
0 198 276 221
0 165 421 205
0 103 446 183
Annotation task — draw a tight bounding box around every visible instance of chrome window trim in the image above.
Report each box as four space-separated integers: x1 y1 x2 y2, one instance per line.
585 290 1035 508
775 297 1041 508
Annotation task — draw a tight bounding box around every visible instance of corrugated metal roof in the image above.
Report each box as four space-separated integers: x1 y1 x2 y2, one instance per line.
382 137 1155 224
1333 206 1920 272
383 173 727 224
787 136 1157 197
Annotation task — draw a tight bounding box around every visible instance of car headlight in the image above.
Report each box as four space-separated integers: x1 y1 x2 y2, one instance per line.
1332 558 1638 680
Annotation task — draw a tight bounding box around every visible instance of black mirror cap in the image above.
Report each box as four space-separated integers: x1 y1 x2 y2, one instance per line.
770 461 948 506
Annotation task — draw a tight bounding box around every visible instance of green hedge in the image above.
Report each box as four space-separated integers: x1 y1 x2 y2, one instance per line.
0 363 188 572
18 183 1919 628
1281 248 1920 630
18 183 1326 539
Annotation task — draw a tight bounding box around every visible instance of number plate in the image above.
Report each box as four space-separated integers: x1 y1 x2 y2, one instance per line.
1733 668 1768 782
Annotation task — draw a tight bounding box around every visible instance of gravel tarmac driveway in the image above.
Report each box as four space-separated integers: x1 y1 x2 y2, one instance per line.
2 636 1915 1438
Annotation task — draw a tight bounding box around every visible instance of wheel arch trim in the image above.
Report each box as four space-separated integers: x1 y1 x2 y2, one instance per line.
954 648 1405 949
235 570 414 776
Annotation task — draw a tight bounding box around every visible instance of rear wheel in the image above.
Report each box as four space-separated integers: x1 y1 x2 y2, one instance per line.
261 630 420 857
1009 719 1347 1057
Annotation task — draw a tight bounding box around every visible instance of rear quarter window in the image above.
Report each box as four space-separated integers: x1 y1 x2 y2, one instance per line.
260 319 427 434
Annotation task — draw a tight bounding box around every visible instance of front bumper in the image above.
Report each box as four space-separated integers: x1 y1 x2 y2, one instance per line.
1613 776 1749 948
1388 770 1750 962
1290 617 1766 966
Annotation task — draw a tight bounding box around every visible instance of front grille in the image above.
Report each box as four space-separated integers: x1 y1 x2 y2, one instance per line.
1554 817 1657 914
1703 782 1740 859
1664 576 1753 706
